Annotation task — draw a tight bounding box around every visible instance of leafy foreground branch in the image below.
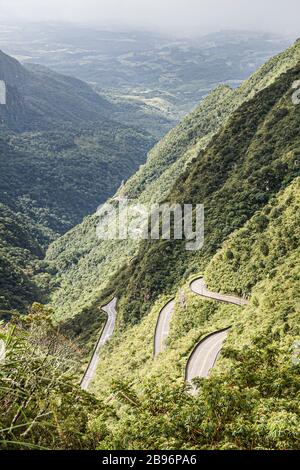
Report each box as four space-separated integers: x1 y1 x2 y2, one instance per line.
97 338 300 450
0 305 106 450
0 307 299 449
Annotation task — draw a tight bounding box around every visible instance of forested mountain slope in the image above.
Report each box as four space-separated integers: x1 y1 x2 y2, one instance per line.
0 50 154 236
45 39 300 325
0 50 154 312
0 122 153 236
109 61 300 324
1 38 300 451
0 203 44 314
0 49 112 131
91 180 300 450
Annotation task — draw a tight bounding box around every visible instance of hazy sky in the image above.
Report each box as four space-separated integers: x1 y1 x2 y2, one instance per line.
1 0 299 36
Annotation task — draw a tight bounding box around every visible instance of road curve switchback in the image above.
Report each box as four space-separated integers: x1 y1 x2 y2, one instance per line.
80 297 117 391
190 278 248 306
186 277 248 392
154 299 175 357
186 328 230 394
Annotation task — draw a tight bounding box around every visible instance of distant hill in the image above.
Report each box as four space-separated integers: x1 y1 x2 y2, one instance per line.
0 25 293 136
0 49 112 131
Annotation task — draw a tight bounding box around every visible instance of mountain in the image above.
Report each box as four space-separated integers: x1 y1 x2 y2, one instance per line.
0 50 155 312
0 50 154 235
0 24 292 135
1 38 300 450
0 49 112 132
110 59 300 324
44 38 300 323
86 50 300 450
43 41 300 449
0 122 153 236
91 178 300 450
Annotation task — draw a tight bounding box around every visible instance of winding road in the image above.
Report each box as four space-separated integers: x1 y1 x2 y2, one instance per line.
153 276 248 391
80 297 117 391
185 328 230 394
186 278 248 390
154 299 175 357
190 278 248 306
83 277 248 393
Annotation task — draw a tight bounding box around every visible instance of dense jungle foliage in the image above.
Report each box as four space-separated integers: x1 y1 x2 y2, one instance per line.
0 40 299 450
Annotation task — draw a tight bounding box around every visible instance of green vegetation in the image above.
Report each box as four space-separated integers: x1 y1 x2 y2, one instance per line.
0 203 45 314
0 122 153 235
94 343 299 450
0 39 300 450
44 39 300 325
205 178 300 296
105 61 300 325
0 50 155 313
88 180 300 450
0 305 101 449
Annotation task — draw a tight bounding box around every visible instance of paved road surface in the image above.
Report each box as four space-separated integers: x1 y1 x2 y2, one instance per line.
190 278 248 306
154 299 175 356
186 329 230 394
80 297 117 391
186 277 248 391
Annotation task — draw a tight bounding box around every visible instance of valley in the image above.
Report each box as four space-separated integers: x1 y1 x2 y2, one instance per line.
0 24 293 135
0 24 299 451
